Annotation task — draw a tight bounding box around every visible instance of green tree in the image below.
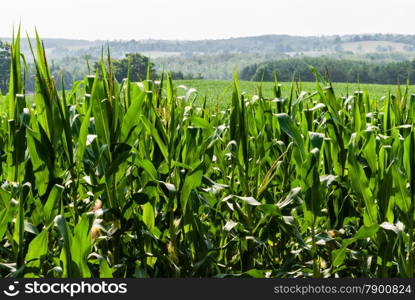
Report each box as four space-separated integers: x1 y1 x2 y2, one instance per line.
50 60 74 90
0 40 11 94
112 53 156 82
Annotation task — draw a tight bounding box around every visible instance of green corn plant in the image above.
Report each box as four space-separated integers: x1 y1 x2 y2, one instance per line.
1 31 415 279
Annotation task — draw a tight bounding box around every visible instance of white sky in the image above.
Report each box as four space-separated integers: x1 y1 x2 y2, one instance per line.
1 0 414 40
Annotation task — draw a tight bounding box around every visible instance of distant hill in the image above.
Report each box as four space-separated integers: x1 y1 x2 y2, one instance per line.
2 33 415 83
2 33 415 60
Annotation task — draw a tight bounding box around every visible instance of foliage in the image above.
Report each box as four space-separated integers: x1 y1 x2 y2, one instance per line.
169 71 204 80
1 32 415 279
112 53 156 82
154 52 288 80
0 40 11 94
240 57 415 84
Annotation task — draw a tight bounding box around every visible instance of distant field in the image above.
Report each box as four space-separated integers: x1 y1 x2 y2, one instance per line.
176 80 414 106
340 40 414 53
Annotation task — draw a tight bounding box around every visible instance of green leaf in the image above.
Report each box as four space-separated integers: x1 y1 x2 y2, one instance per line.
54 215 75 277
332 247 346 267
121 84 145 142
136 159 158 180
25 230 48 262
277 113 306 160
180 169 203 214
0 198 18 240
353 224 379 240
75 103 92 164
99 258 113 278
44 184 64 226
140 115 169 161
72 214 93 277
142 202 155 232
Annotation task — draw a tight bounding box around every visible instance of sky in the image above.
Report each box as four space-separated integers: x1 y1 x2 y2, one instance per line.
1 0 415 41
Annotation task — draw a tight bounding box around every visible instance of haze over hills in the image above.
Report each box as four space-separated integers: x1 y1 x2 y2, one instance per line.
2 33 415 59
2 33 415 83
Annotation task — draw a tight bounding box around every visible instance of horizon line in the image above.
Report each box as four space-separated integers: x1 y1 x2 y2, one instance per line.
1 32 415 43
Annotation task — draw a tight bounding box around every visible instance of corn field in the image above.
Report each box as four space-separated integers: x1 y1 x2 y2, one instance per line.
1 30 415 278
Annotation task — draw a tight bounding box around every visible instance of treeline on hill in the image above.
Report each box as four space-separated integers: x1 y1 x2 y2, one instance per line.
0 41 11 93
0 41 200 93
5 33 415 59
59 33 415 58
154 52 288 80
0 40 83 93
240 57 415 84
93 53 203 81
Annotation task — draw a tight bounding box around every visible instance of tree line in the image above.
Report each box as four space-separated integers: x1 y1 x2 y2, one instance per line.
0 45 199 93
0 41 10 93
240 57 415 84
